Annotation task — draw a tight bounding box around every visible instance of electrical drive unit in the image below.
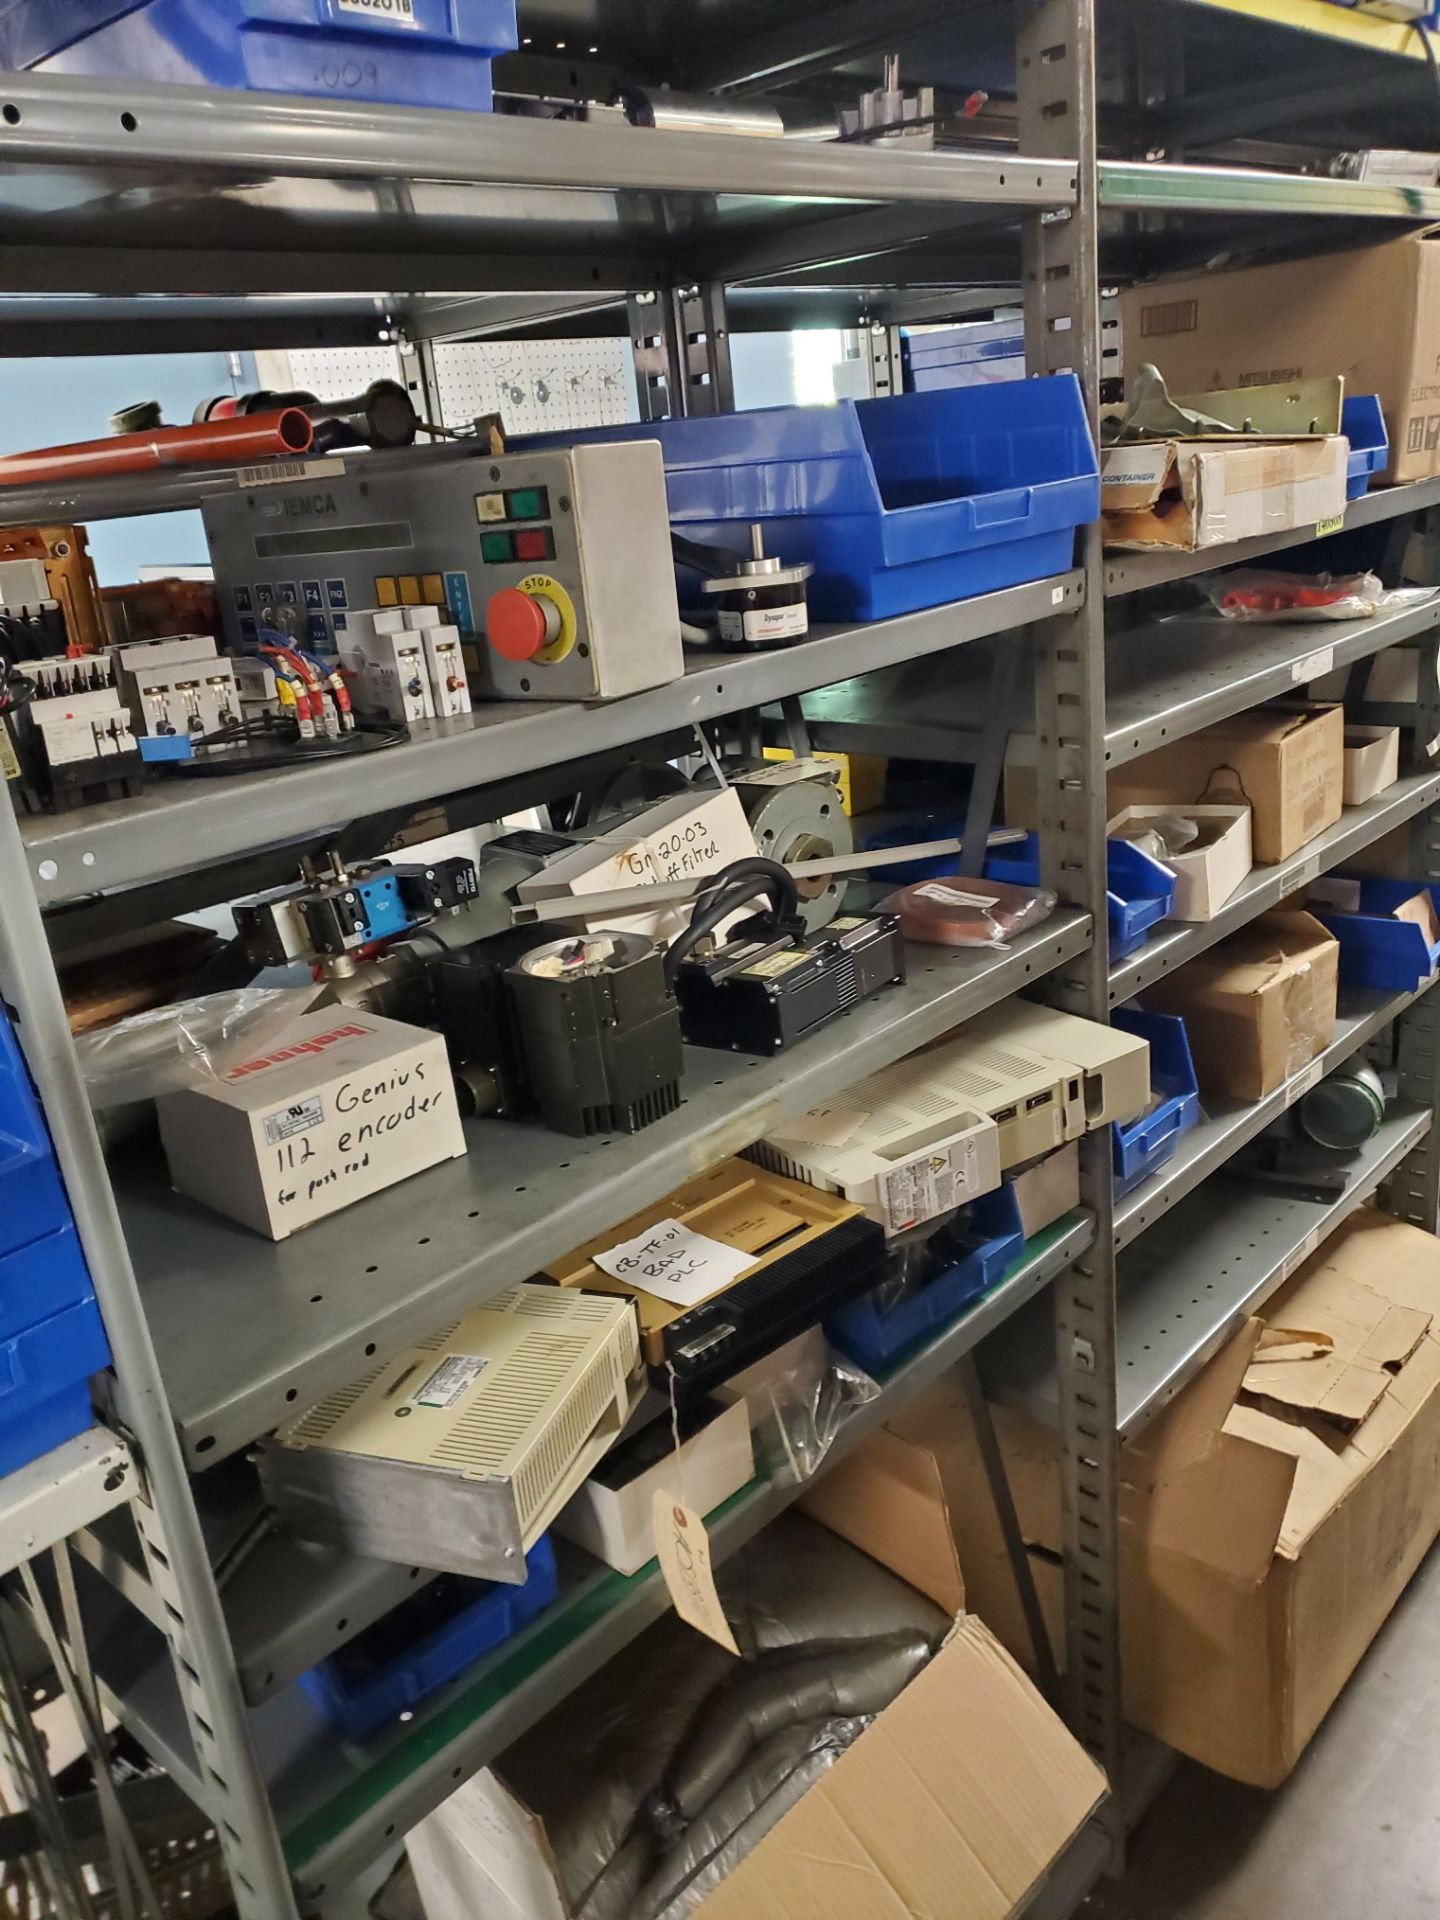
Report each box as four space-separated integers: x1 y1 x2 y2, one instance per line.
506 932 684 1138
200 441 683 703
256 1286 641 1583
545 1159 887 1393
673 911 905 1055
16 653 143 812
925 1002 1151 1169
751 1054 1002 1235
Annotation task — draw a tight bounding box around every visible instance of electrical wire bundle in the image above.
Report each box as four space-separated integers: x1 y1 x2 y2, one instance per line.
662 857 801 987
166 628 404 778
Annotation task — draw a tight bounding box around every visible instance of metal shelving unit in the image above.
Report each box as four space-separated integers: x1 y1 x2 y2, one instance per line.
2 3 1440 1915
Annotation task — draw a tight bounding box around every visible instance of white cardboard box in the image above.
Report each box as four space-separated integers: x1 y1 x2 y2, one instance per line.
515 788 758 941
1108 803 1253 921
1343 725 1401 806
157 1010 465 1240
553 1396 754 1575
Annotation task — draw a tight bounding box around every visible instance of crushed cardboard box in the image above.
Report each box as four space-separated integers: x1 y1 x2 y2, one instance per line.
1101 435 1348 552
912 1209 1440 1787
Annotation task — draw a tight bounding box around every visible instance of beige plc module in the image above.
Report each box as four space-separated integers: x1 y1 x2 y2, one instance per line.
256 1286 641 1583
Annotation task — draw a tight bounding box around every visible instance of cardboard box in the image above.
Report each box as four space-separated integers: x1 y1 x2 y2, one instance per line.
1343 724 1401 805
1143 909 1339 1102
515 787 758 941
1011 1211 1440 1785
552 1396 755 1577
1101 435 1348 552
1119 234 1440 483
1106 702 1344 866
412 1471 1106 1920
1108 804 1253 920
156 1010 466 1240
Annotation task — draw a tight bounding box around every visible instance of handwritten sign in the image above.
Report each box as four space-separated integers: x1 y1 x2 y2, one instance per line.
593 1219 752 1308
653 1491 740 1654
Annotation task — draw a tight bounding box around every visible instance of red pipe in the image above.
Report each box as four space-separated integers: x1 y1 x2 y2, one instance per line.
0 409 314 489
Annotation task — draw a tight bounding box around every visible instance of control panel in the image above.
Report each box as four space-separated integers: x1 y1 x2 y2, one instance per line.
200 441 683 704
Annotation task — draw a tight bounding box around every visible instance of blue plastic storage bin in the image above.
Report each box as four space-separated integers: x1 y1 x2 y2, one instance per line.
1110 1008 1200 1198
0 1228 94 1345
302 1535 560 1741
1315 878 1440 990
0 0 519 111
903 319 1025 392
528 375 1099 622
0 1004 71 1262
0 1297 110 1477
986 831 1175 959
1343 395 1389 500
825 1185 1025 1374
862 814 969 883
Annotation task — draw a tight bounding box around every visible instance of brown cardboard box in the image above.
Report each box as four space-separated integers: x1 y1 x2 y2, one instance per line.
1142 909 1339 1102
1100 435 1348 551
1119 233 1440 482
1106 702 1344 866
880 1210 1440 1788
408 1485 1106 1920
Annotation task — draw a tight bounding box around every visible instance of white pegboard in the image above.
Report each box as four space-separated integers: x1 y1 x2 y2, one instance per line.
433 337 638 434
260 346 404 399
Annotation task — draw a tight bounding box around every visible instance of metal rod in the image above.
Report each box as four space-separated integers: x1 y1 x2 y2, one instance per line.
510 831 1028 923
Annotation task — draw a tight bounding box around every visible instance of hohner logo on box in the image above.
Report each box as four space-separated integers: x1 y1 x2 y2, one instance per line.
157 1010 466 1239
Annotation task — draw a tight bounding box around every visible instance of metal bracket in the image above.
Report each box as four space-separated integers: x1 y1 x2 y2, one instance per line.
628 283 735 419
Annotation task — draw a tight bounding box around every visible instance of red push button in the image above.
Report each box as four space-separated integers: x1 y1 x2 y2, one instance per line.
514 528 555 563
487 588 559 661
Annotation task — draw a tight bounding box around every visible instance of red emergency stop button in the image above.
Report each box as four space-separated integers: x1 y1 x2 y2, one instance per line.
487 587 560 661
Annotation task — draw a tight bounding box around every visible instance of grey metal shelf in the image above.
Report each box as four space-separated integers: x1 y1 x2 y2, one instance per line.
993 1103 1431 1440
117 911 1089 1468
1098 156 1440 221
1105 597 1440 768
1103 478 1440 598
1109 766 1440 1002
79 1211 1092 1901
1115 974 1440 1252
22 570 1081 908
0 1430 135 1581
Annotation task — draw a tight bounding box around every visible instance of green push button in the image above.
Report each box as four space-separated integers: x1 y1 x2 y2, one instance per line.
506 487 549 522
480 531 514 563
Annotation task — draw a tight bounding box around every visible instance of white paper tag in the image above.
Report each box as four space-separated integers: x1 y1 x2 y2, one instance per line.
262 1096 324 1146
1284 1059 1325 1109
336 0 417 22
653 1492 740 1655
912 883 999 909
414 1354 488 1409
1051 585 1066 606
738 758 835 789
1292 646 1335 684
594 1219 752 1308
1279 854 1321 897
880 1141 982 1232
238 457 347 488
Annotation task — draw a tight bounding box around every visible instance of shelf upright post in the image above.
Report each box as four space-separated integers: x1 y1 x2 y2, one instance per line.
0 798 302 1920
1390 633 1440 1233
1015 0 1125 1804
628 283 735 419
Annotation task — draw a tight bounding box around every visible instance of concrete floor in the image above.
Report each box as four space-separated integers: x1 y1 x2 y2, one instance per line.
1083 1543 1440 1920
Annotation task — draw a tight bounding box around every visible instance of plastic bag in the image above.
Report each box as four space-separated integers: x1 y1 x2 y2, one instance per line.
720 1328 879 1484
1206 569 1440 623
76 985 319 1109
879 876 1056 948
1109 809 1201 865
